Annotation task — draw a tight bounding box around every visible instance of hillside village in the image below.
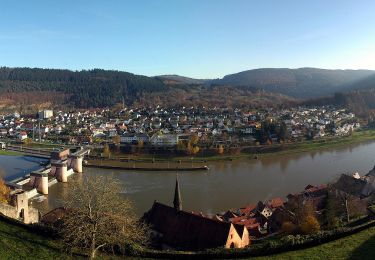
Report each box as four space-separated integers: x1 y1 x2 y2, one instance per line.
0 106 361 152
143 168 375 250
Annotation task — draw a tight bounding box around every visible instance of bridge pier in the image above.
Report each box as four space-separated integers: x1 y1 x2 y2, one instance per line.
29 172 49 195
70 155 83 173
51 160 68 182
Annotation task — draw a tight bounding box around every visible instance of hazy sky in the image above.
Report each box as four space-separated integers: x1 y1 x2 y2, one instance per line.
1 0 374 78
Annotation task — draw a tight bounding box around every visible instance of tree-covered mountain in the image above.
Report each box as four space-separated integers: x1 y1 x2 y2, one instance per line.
344 73 375 92
211 68 375 98
0 67 166 107
2 66 375 109
155 75 211 85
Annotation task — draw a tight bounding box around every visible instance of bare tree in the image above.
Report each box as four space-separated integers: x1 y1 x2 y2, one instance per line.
60 175 149 259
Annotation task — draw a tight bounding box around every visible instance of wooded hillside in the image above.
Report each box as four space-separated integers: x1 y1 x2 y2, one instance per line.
0 67 166 108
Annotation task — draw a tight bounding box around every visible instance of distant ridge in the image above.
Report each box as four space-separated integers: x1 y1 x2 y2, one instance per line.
155 74 211 85
211 68 375 98
1 66 375 109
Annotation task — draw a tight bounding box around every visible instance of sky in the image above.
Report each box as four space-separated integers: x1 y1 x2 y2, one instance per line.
0 0 375 78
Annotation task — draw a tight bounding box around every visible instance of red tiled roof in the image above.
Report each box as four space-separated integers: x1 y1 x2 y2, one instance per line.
288 184 328 198
266 197 284 209
239 203 257 215
305 184 327 193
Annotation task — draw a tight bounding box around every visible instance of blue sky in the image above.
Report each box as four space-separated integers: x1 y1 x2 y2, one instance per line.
0 0 374 78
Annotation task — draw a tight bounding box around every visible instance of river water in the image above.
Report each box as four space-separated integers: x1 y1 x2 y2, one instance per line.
2 141 375 216
0 155 46 181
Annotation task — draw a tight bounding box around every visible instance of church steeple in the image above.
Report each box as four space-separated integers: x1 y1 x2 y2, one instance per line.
173 174 182 211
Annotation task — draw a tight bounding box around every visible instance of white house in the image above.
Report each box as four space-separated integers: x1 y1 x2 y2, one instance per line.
17 131 28 140
150 133 179 146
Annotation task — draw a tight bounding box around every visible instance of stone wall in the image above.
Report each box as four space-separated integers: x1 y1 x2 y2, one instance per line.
0 192 40 224
0 203 18 219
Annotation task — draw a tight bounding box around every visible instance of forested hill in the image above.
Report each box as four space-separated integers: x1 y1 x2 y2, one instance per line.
211 68 375 98
2 66 375 109
0 67 166 107
155 75 211 85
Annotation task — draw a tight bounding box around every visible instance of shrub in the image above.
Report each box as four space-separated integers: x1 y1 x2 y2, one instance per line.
281 221 297 235
300 216 321 234
217 145 224 154
328 217 343 229
0 177 10 204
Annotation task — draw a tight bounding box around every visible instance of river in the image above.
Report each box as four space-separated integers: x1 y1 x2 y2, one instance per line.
1 141 375 216
0 155 47 181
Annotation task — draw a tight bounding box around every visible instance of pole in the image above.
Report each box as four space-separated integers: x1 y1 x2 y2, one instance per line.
38 120 41 144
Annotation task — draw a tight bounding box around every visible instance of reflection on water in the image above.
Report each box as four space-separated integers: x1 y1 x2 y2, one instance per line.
7 141 375 216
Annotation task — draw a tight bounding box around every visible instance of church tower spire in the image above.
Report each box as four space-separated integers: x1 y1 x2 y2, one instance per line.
173 174 182 211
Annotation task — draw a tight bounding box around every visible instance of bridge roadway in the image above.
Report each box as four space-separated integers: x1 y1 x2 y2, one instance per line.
5 146 90 196
5 144 90 159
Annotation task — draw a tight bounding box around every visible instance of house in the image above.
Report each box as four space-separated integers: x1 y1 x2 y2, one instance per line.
0 128 7 137
231 199 286 238
238 203 257 216
286 184 328 212
143 202 250 250
150 133 179 146
120 133 149 144
38 109 53 119
17 131 28 140
333 173 375 198
267 207 296 233
41 207 69 227
229 215 261 237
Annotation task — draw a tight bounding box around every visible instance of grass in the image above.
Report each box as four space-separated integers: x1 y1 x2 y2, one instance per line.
259 129 375 158
0 149 22 156
0 217 375 259
0 219 74 259
256 226 375 260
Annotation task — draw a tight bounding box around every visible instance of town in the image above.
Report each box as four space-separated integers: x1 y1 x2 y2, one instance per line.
0 106 361 156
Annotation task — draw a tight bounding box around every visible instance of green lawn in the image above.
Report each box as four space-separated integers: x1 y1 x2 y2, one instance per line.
0 149 22 156
257 226 375 260
1 217 375 259
0 219 76 259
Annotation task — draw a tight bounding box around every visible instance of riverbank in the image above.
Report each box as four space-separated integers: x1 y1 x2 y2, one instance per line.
0 149 22 156
85 161 209 171
90 129 375 164
258 128 375 159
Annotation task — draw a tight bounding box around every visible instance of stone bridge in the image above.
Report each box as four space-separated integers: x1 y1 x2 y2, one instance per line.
2 147 90 224
9 147 90 195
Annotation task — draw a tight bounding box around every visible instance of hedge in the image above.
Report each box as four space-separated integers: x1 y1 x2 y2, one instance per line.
130 218 375 259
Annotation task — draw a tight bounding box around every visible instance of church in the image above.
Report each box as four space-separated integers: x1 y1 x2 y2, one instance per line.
143 176 250 250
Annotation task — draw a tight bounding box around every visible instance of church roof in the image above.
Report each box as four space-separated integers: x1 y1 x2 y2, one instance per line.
144 202 244 250
173 176 182 210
